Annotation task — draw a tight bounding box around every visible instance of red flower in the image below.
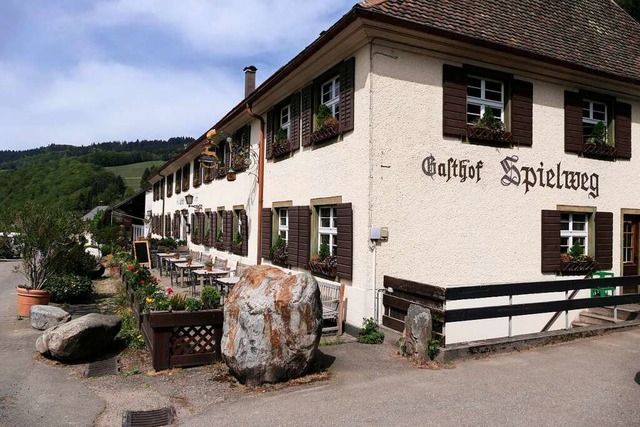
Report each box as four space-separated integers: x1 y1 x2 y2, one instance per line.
165 287 174 294
127 264 135 271
140 280 145 285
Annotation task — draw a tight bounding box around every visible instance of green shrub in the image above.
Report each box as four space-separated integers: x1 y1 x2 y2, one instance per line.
185 297 202 312
201 286 221 309
357 318 385 344
45 274 94 303
116 309 145 349
53 243 99 277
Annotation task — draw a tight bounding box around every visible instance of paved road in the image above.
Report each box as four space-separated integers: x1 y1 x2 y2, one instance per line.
0 261 104 427
1 259 639 426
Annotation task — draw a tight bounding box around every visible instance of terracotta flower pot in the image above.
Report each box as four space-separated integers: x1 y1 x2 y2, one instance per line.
16 287 52 317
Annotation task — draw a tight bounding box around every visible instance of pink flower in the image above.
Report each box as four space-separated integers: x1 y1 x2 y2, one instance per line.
165 287 174 294
140 280 145 285
127 264 135 271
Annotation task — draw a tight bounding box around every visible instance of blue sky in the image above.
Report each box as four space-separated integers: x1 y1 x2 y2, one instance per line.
0 1 355 150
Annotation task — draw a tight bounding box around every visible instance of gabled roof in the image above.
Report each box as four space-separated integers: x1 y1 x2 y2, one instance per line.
357 0 640 83
83 205 109 221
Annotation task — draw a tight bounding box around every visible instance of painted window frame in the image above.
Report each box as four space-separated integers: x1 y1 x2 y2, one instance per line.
466 75 505 124
318 205 338 256
280 105 291 139
560 212 590 255
277 207 289 244
320 75 340 120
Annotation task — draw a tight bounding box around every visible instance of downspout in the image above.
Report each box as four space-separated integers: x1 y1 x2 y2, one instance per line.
245 102 265 265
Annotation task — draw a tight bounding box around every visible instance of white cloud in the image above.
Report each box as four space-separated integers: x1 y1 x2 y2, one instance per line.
0 61 241 148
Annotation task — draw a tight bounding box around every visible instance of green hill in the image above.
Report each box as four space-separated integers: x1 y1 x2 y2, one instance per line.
106 160 165 191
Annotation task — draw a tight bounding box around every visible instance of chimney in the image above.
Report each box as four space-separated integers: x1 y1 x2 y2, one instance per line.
243 66 257 97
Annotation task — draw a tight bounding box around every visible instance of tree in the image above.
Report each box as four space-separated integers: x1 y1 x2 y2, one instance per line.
6 202 85 290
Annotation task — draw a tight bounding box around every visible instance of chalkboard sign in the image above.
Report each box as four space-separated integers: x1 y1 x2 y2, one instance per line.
133 240 151 267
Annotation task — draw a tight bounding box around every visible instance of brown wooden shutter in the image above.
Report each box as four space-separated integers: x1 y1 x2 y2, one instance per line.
339 57 355 134
190 214 197 244
261 208 272 260
173 211 179 238
209 212 217 246
301 84 313 146
223 211 233 251
511 79 533 146
290 92 301 151
199 213 206 244
336 203 353 280
266 109 274 159
615 102 632 159
541 210 561 273
442 64 467 137
595 211 613 269
288 206 300 267
564 91 583 153
241 210 248 256
298 206 311 268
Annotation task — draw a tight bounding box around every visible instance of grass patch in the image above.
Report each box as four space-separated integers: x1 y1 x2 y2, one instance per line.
106 160 165 191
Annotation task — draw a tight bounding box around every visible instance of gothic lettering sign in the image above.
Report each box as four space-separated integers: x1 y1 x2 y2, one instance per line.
500 156 599 198
421 153 600 198
422 154 484 183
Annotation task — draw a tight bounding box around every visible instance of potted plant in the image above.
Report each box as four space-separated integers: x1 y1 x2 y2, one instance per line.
559 242 599 275
186 255 193 267
310 104 340 144
273 128 290 156
232 231 243 255
7 203 84 316
215 229 225 250
205 260 213 271
308 241 338 278
466 109 512 144
270 236 288 266
584 121 617 157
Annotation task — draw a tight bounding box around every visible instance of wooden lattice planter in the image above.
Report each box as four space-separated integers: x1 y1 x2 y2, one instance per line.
466 125 513 145
559 260 599 276
310 123 340 145
583 143 617 159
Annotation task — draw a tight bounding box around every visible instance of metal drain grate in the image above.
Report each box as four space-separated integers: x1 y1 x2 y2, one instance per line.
122 406 176 427
83 357 121 378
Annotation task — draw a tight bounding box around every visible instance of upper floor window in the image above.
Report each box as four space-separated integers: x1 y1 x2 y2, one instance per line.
466 76 504 124
321 76 340 120
280 105 291 139
582 99 608 144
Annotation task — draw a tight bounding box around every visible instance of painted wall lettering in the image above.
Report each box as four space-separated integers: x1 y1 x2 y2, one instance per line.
422 154 483 183
500 156 599 198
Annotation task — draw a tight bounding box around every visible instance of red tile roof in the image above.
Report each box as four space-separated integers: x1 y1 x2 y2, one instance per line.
357 0 640 83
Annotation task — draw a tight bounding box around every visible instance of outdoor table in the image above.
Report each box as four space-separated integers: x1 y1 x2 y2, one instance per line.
165 257 187 286
156 252 177 277
191 268 230 296
175 261 205 288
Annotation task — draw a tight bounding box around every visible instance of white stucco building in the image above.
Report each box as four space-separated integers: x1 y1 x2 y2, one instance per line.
147 0 640 343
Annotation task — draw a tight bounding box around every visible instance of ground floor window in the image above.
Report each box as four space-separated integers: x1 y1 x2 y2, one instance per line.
560 213 589 255
318 206 337 256
278 208 289 244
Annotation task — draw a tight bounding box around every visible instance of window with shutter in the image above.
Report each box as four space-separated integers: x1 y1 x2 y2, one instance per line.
223 210 233 252
443 64 532 147
193 158 202 187
541 208 612 275
261 208 272 260
230 126 251 173
266 93 300 159
175 169 182 194
182 164 190 192
565 91 632 159
166 174 173 198
300 57 355 147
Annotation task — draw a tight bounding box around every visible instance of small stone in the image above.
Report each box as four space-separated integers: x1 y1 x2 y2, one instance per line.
36 313 121 361
403 304 432 361
30 305 71 330
222 265 322 386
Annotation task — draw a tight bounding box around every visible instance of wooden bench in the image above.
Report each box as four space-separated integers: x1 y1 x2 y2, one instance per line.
318 281 345 335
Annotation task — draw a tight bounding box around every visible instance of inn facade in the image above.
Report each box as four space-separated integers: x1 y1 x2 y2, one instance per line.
146 0 640 343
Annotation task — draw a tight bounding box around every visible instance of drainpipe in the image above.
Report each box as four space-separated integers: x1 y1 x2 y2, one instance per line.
245 102 265 265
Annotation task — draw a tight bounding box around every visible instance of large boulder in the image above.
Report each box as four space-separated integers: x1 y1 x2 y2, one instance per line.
402 304 432 361
30 305 71 330
222 265 322 386
36 313 121 361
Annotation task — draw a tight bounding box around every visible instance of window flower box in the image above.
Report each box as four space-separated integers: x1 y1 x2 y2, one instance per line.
559 252 599 276
214 240 225 251
583 142 617 159
231 242 243 256
309 255 337 278
466 124 513 145
310 122 340 145
270 242 289 267
272 138 291 157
